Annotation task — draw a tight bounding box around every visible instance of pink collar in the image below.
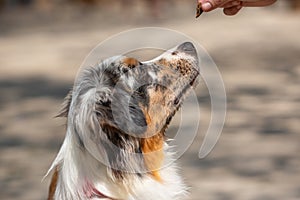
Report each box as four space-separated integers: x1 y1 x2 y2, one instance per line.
83 181 115 199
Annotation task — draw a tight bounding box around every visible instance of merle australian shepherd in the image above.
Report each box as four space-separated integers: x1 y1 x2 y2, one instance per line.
46 42 200 200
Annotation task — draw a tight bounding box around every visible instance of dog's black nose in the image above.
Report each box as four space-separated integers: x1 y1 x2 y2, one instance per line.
177 42 196 56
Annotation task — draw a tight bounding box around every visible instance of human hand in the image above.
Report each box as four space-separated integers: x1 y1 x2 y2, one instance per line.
198 0 277 16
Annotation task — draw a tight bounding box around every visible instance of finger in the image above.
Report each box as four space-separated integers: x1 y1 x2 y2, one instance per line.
221 0 241 8
200 0 233 11
223 5 242 15
242 0 277 7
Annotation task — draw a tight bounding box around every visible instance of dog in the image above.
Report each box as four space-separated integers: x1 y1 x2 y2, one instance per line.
46 42 200 200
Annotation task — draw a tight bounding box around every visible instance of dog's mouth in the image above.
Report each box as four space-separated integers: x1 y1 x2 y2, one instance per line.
173 69 199 107
162 72 199 132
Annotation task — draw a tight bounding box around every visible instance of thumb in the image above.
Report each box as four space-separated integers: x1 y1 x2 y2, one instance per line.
200 0 230 11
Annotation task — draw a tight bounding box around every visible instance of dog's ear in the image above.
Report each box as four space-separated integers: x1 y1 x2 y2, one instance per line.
56 90 72 118
95 88 112 119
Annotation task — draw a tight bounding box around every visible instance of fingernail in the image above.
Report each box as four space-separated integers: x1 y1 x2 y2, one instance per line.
202 2 212 10
233 1 240 6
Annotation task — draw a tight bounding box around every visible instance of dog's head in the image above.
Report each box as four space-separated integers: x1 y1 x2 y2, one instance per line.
89 42 198 136
59 42 199 176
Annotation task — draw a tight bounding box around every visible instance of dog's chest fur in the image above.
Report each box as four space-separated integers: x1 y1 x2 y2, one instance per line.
51 132 186 200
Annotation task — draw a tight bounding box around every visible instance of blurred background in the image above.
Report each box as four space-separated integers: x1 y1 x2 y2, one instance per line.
0 0 300 200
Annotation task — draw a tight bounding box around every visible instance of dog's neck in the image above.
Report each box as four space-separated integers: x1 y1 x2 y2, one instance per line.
48 130 187 200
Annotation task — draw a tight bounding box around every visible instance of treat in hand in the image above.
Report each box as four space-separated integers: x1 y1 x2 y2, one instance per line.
196 2 203 18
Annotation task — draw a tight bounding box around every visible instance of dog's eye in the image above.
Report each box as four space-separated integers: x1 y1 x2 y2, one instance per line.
172 51 178 55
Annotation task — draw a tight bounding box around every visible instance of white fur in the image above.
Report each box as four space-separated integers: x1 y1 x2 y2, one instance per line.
47 128 187 200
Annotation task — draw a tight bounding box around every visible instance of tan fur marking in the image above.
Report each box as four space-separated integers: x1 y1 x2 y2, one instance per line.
158 58 168 67
141 133 164 182
123 57 139 68
143 106 152 125
158 58 193 76
48 167 59 200
139 85 169 182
